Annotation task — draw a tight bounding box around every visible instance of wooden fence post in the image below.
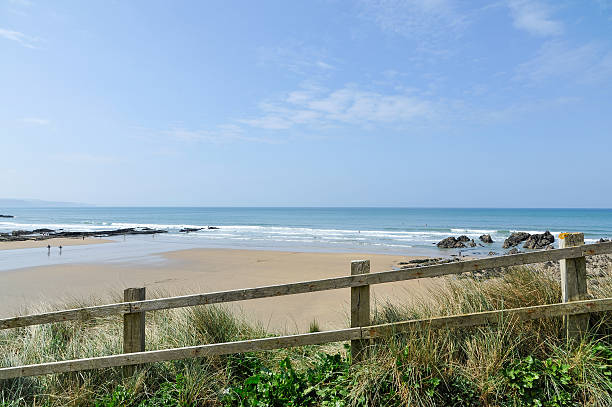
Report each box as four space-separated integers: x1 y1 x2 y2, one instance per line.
559 233 588 341
123 287 146 375
351 260 370 363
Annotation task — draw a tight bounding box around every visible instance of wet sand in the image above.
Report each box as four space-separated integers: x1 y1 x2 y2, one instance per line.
0 248 434 333
0 237 112 251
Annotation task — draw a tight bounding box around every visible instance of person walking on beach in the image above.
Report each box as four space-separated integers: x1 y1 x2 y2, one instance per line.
47 244 50 256
59 245 62 255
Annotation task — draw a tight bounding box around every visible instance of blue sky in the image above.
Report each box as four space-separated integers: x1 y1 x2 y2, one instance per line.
1 0 611 207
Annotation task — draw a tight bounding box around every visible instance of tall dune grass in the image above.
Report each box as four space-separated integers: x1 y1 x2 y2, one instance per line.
2 266 612 406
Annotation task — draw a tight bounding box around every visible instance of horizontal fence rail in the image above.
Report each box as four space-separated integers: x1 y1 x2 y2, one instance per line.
2 240 612 331
2 297 612 380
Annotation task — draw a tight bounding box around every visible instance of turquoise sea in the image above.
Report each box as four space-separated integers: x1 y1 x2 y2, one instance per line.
1 207 611 258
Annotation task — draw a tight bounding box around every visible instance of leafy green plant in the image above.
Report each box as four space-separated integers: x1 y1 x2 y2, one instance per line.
503 355 576 407
222 353 351 406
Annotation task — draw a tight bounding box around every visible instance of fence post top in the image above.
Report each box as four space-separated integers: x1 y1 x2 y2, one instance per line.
351 259 369 264
559 233 585 248
559 232 584 240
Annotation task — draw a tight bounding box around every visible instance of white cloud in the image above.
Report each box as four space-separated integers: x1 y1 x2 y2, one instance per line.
517 41 612 84
241 84 434 130
19 117 50 125
0 28 39 48
156 82 438 144
508 0 563 36
358 0 468 51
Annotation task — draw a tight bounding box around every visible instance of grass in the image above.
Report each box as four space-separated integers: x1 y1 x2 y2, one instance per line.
2 266 612 406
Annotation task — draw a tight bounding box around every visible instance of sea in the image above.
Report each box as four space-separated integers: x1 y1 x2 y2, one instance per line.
1 207 611 260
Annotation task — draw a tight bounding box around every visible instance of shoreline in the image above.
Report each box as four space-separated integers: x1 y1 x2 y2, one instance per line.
0 247 432 332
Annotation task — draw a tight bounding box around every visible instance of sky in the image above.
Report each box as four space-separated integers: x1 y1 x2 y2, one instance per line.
1 0 611 207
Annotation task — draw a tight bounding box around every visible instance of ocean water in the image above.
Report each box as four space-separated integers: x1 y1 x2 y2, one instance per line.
1 207 611 258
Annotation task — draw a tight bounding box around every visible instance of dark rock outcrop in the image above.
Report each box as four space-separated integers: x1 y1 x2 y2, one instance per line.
523 231 555 250
506 248 521 255
457 235 470 242
599 238 610 243
207 226 220 230
179 227 203 233
33 228 55 234
437 237 466 248
0 214 14 218
479 234 494 244
468 239 477 247
503 232 531 248
0 227 168 243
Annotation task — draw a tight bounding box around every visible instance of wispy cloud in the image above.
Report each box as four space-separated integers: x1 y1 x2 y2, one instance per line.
0 28 39 48
517 41 612 84
154 82 438 145
164 124 276 144
239 83 435 131
507 0 563 36
258 42 337 76
358 0 468 52
19 117 50 125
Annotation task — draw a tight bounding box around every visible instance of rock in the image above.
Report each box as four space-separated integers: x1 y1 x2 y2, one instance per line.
437 237 466 248
5 227 168 241
599 238 610 243
523 231 555 250
503 232 531 248
0 214 14 218
33 228 55 234
479 234 494 244
179 227 203 233
468 239 477 247
506 248 521 255
207 226 220 230
488 251 498 256
457 235 470 242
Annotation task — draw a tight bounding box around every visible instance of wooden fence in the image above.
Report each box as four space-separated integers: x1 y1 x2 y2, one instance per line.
1 233 612 380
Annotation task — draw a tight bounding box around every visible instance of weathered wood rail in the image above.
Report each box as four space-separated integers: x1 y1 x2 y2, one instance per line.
1 233 611 380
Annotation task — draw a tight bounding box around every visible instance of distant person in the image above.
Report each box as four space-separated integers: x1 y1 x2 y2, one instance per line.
59 245 62 255
47 244 51 256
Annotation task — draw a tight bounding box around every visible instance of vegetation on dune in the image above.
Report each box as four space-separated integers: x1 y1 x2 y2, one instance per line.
3 267 612 406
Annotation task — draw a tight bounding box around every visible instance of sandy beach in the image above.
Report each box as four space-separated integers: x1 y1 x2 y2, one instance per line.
0 237 112 251
0 248 433 332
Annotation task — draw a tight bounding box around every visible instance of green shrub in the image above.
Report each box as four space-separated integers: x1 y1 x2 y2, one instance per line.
221 352 350 406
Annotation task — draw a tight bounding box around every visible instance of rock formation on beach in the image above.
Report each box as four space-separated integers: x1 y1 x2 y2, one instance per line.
437 236 466 248
522 231 554 250
480 234 494 243
0 214 14 218
502 232 531 248
0 227 168 243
